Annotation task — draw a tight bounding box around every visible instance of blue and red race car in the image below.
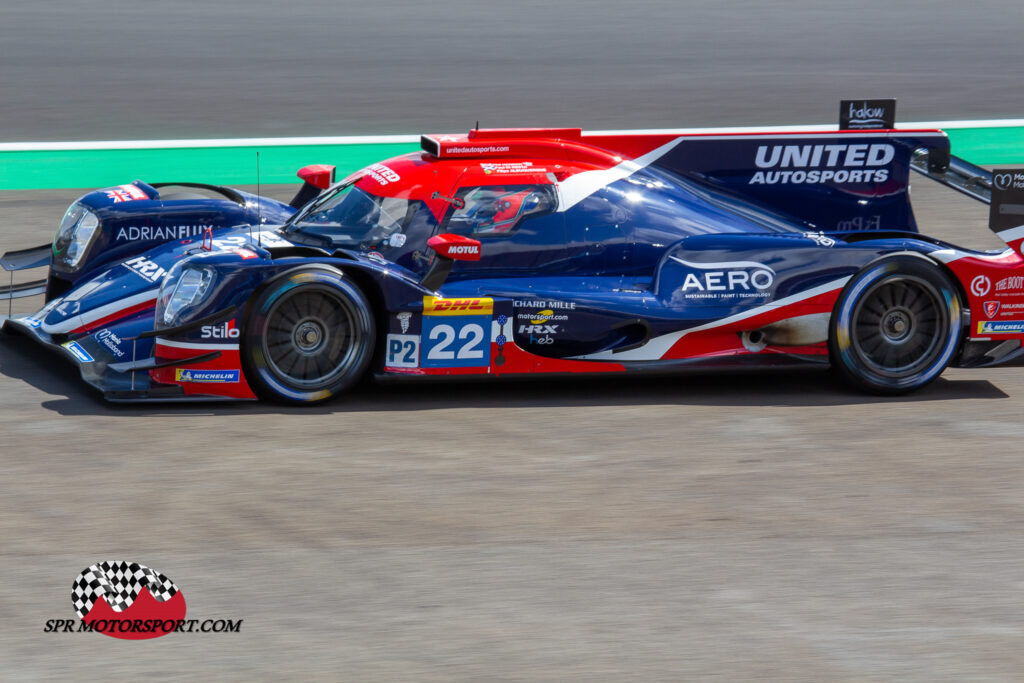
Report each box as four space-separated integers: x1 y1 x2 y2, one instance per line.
1 123 1019 403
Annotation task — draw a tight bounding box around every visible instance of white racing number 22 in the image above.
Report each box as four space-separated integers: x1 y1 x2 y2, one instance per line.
426 323 485 360
421 317 491 368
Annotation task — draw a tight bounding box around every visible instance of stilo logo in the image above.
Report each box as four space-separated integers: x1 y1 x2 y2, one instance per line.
201 320 239 339
71 561 186 640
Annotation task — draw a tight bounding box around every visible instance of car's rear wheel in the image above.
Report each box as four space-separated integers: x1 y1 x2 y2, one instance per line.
829 256 962 394
242 268 375 404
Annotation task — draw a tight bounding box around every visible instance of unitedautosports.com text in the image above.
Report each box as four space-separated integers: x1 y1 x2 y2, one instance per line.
43 618 243 634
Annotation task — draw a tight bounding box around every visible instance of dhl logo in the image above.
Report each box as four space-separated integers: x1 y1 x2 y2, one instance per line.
423 296 493 316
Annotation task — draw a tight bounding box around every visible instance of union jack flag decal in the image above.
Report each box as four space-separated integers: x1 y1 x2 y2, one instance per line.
105 184 147 203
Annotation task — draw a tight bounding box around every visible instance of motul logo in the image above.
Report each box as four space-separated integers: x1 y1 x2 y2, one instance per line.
427 233 481 262
200 321 239 339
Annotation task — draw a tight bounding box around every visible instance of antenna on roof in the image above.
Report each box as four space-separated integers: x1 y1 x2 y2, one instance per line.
475 120 479 131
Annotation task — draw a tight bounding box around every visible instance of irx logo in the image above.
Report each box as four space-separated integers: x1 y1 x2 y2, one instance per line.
201 320 239 339
122 256 167 283
518 324 558 334
519 323 558 345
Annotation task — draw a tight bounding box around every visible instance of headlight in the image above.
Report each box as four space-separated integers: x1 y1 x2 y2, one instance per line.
158 265 214 326
53 203 101 269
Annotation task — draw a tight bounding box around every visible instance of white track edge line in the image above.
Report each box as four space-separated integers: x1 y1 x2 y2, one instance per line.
3 119 1024 152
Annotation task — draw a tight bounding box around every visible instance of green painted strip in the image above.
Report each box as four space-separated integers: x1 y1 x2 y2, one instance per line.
945 126 1024 165
1 127 1022 191
0 143 418 191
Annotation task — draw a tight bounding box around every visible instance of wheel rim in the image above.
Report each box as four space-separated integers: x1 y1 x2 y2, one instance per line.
850 275 948 379
261 286 364 389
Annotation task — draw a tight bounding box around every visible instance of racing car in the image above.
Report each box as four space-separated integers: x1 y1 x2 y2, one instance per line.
1 122 1020 403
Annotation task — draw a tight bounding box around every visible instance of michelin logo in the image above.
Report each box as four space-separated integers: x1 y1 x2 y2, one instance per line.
175 369 240 383
977 320 1024 335
750 143 894 185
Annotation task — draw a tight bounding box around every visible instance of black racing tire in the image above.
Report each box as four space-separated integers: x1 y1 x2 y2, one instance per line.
829 255 963 395
241 268 375 404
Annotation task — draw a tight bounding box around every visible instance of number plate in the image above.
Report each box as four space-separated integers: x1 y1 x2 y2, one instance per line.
385 334 420 368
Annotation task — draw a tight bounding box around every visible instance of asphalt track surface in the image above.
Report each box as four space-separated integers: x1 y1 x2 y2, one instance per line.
4 180 1024 680
4 1 1024 142
7 1 1024 680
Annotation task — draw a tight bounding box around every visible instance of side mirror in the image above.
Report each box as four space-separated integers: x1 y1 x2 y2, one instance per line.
288 164 337 209
421 233 481 290
297 164 336 190
427 233 481 261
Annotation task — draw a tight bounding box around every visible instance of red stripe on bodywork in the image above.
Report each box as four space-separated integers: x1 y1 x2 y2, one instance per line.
68 298 157 334
384 341 628 375
150 342 256 399
662 289 842 359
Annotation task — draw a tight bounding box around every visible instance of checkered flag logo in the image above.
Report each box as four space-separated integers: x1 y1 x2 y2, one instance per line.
72 561 179 619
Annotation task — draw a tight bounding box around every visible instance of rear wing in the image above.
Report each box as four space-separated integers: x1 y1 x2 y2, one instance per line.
907 145 1024 259
910 148 991 204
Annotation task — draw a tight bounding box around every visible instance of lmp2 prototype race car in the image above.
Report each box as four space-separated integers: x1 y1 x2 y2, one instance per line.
1 120 1021 403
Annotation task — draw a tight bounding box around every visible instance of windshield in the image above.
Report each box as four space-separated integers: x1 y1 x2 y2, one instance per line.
285 182 417 249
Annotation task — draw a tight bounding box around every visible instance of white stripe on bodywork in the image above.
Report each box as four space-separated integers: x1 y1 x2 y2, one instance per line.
996 226 1024 244
556 136 684 211
41 290 157 334
155 338 239 351
928 247 1012 264
571 276 851 362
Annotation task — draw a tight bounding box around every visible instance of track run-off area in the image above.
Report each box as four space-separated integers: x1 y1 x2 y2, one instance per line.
4 161 1024 678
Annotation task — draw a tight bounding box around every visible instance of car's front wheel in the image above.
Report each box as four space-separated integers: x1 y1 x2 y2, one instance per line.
829 255 963 394
242 268 375 404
